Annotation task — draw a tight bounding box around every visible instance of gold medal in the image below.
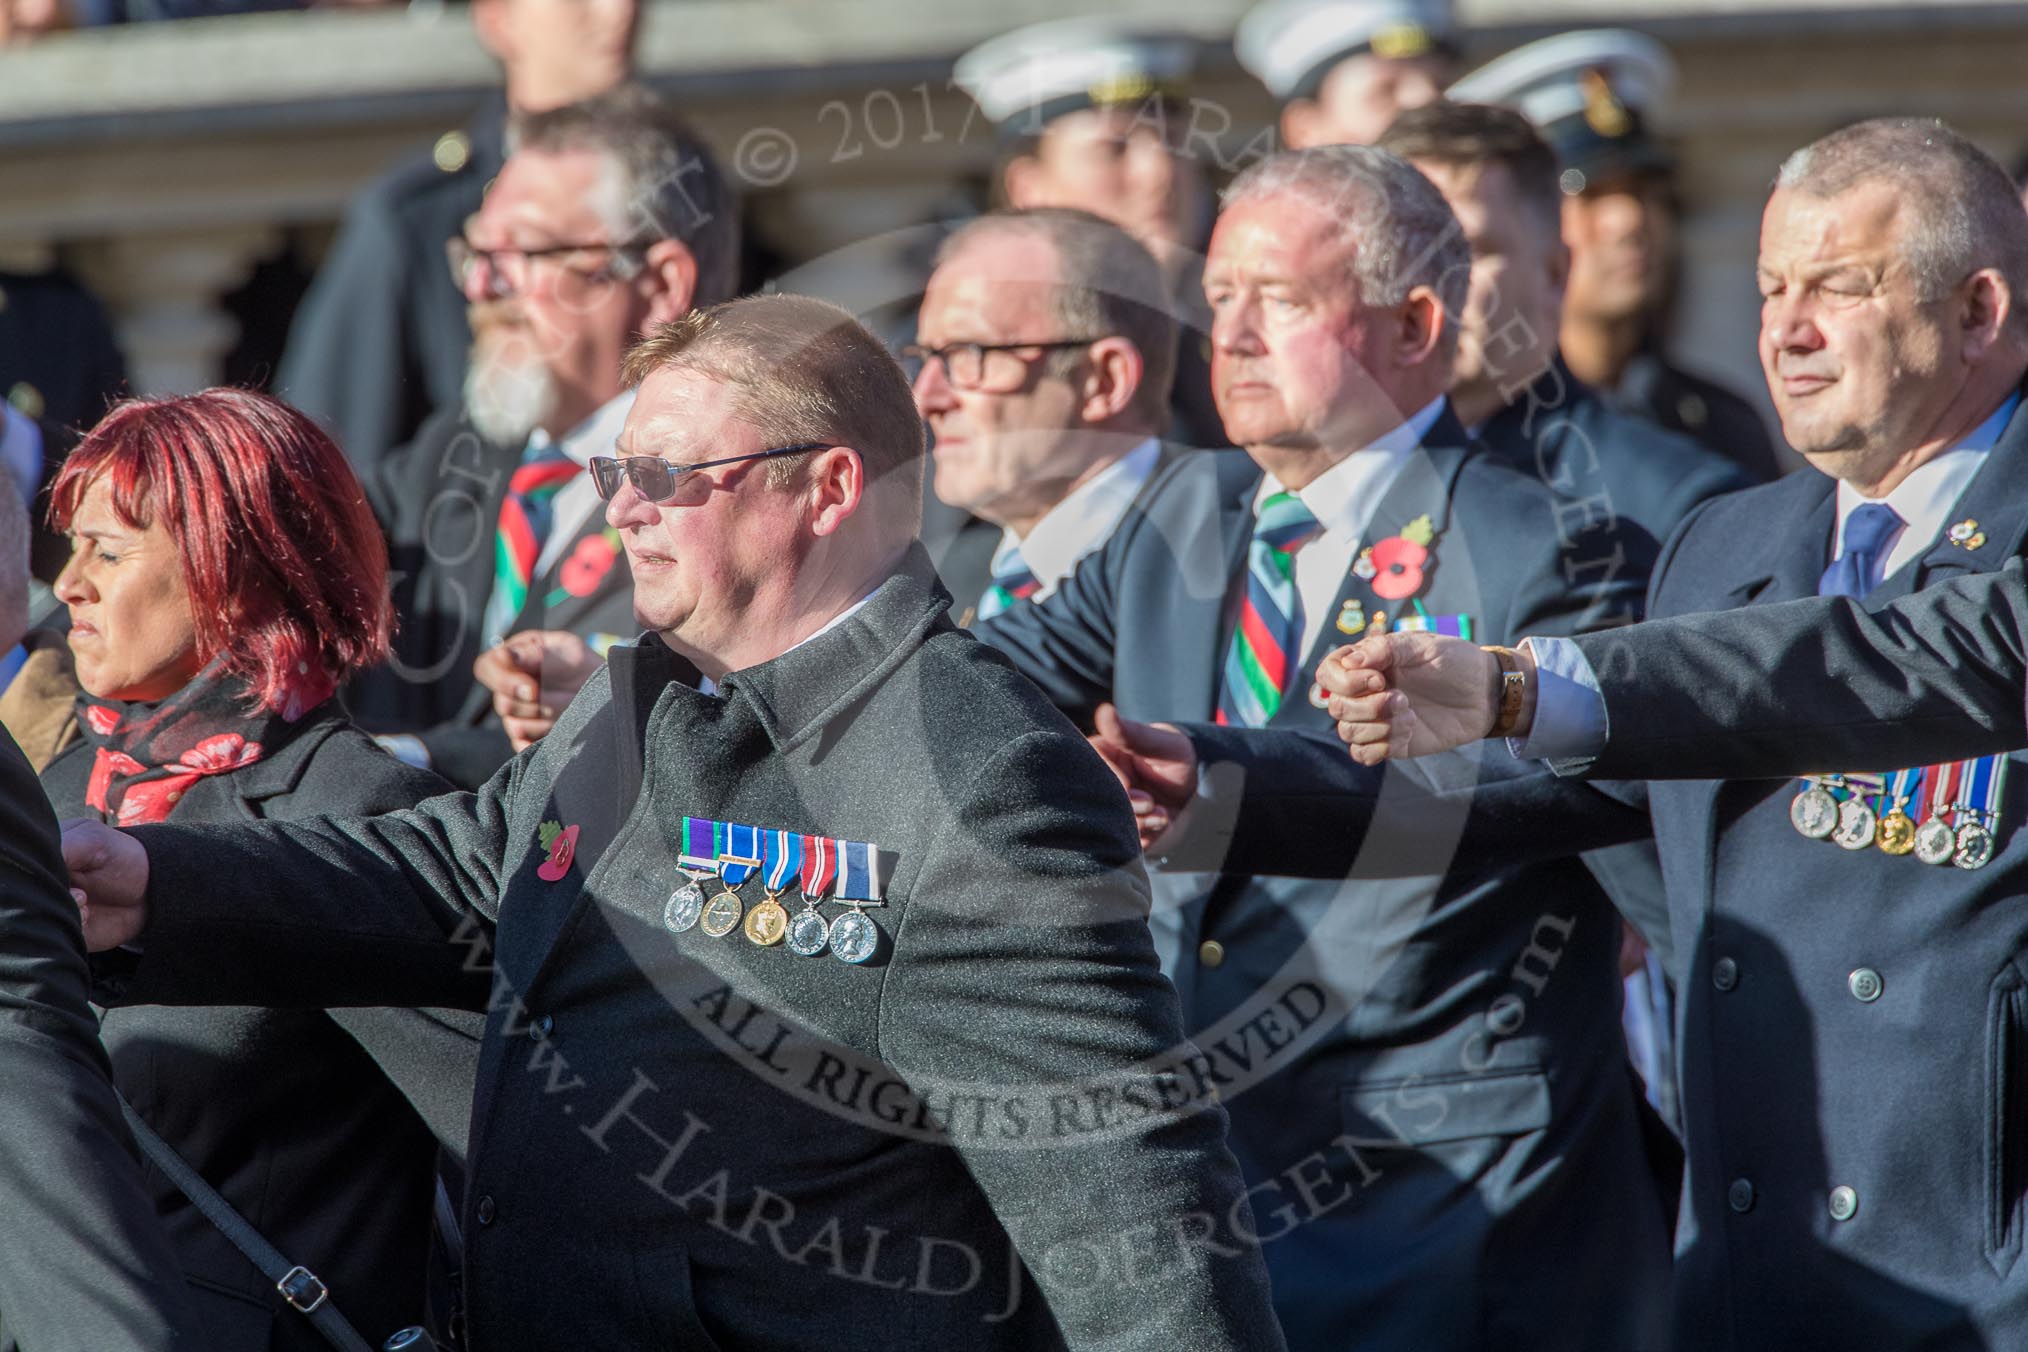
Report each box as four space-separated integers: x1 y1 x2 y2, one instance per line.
1876 809 1916 856
744 895 789 946
700 890 744 937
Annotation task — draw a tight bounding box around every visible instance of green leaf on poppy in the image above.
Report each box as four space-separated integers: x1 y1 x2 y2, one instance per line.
1400 514 1436 547
538 820 563 849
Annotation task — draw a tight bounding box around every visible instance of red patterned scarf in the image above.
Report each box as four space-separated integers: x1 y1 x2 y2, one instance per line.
76 657 333 826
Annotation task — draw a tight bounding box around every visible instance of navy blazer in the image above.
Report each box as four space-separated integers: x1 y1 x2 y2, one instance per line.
1191 390 2028 1351
978 414 1673 1352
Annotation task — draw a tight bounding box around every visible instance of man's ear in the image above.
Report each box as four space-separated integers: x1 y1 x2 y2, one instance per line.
1002 155 1047 210
470 0 513 62
806 446 866 538
1279 99 1321 152
1078 337 1146 424
1960 267 2012 363
640 240 699 326
1397 286 1447 369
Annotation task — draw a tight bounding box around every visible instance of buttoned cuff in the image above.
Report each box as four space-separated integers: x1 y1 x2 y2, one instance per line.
1505 635 1608 770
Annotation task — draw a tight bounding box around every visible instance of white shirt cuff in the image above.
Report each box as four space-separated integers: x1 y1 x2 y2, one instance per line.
1505 635 1608 763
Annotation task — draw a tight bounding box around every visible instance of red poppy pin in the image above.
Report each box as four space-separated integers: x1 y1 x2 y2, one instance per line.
1353 514 1438 602
536 819 580 882
559 530 623 599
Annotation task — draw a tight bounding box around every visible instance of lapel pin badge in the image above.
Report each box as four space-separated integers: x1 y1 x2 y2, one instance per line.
1948 519 1987 551
1336 599 1367 636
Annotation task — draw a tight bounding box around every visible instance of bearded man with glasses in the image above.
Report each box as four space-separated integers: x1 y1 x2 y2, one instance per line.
350 86 738 789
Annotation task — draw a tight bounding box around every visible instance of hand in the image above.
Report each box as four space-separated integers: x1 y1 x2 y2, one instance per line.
61 819 151 951
474 630 601 752
1316 633 1516 765
1086 703 1197 850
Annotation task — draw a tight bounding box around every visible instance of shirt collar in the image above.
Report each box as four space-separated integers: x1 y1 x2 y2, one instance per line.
1255 395 1446 541
528 387 637 468
996 438 1161 587
1834 391 2019 556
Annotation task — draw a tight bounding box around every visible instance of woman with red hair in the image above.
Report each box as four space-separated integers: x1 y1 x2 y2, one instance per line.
41 388 477 1352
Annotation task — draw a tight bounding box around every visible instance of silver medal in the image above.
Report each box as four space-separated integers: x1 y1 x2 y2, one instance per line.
663 880 706 933
787 908 831 956
829 910 879 965
1833 798 1877 851
1954 821 1996 870
1914 816 1958 866
1790 786 1839 839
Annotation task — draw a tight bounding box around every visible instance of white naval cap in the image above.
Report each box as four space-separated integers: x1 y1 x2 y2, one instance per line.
1234 0 1457 101
954 19 1197 135
1448 28 1677 191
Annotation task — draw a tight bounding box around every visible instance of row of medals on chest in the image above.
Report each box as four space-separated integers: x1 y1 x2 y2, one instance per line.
661 864 881 964
1790 770 1997 869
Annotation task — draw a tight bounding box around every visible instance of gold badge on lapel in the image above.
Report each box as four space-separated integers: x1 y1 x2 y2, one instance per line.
1948 519 1987 551
1336 600 1367 636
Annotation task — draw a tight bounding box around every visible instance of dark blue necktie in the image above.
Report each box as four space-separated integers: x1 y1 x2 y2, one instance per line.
1819 502 1905 598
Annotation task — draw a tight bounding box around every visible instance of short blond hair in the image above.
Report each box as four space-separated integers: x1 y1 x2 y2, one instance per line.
623 295 927 506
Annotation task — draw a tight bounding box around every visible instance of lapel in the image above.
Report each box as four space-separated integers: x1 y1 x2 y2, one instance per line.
1867 388 2028 605
1266 415 1476 732
1195 451 1267 719
511 638 677 993
1715 469 1838 609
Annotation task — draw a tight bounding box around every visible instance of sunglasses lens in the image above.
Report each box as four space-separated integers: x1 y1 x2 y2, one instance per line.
629 460 678 502
589 457 621 500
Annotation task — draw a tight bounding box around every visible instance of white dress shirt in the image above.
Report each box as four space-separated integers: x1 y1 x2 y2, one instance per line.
1518 392 2020 764
991 438 1162 601
1252 396 1447 662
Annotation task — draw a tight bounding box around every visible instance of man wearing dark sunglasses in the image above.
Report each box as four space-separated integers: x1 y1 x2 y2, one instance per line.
67 293 1286 1352
349 87 737 789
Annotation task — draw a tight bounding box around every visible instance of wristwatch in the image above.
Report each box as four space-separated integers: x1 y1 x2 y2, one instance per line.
1483 646 1528 739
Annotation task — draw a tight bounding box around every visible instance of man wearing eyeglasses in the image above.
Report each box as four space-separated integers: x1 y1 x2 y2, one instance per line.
349 87 738 789
65 292 1287 1352
911 209 1179 627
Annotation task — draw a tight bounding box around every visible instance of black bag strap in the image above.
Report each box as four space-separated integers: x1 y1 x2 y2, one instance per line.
117 1095 375 1352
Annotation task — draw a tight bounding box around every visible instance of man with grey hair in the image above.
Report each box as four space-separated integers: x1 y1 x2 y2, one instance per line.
1273 115 2028 1351
352 84 735 788
976 144 1668 1350
912 207 1181 625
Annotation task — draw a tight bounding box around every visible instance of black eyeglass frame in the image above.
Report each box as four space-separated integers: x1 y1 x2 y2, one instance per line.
446 235 655 292
899 338 1105 388
588 443 837 504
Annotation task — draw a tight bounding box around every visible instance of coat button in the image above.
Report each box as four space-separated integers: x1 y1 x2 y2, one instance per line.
1848 968 1883 1003
1728 1178 1756 1213
530 1014 555 1040
476 1195 497 1226
1828 1185 1859 1221
1712 957 1739 992
1199 940 1226 968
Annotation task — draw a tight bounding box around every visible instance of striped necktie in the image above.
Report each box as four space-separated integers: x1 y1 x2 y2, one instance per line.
1217 489 1321 726
977 545 1041 621
485 438 581 645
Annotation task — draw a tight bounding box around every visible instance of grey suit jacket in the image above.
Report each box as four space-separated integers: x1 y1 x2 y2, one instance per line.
114 552 1285 1352
0 728 193 1351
